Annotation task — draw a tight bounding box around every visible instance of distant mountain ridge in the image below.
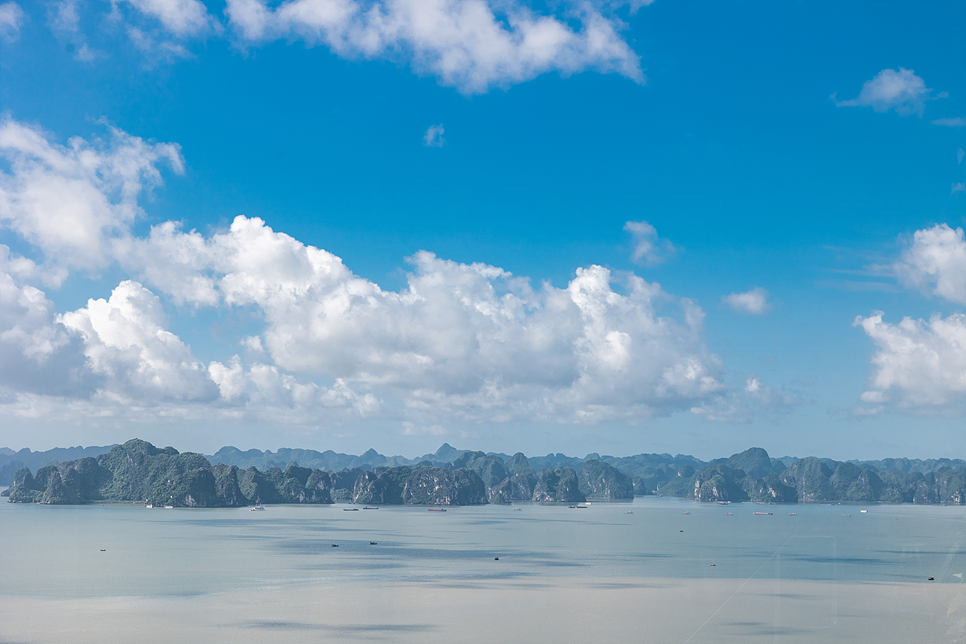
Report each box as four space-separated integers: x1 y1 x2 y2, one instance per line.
3 441 966 506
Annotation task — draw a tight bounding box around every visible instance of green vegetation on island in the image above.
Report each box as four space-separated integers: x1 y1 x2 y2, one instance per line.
5 440 966 507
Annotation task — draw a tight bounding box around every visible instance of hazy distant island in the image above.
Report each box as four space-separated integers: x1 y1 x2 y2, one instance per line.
3 439 966 507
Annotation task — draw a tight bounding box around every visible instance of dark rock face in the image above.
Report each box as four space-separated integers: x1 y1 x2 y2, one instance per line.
4 439 338 507
709 448 778 480
632 477 651 496
213 464 246 507
453 468 487 505
450 452 510 501
354 466 487 506
402 466 460 505
692 466 749 502
578 460 634 499
354 467 411 504
749 474 797 503
506 453 532 476
780 458 835 502
532 467 585 503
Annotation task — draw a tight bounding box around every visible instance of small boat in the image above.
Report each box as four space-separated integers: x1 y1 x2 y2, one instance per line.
512 508 522 512
842 513 851 517
428 508 447 512
682 511 690 515
753 512 772 515
250 498 265 511
724 512 733 516
145 504 153 509
100 549 106 552
860 509 868 513
331 544 339 547
788 512 797 516
494 557 500 560
363 506 378 510
576 505 588 509
370 542 377 545
717 501 731 505
343 508 359 511
625 511 633 514
164 505 174 509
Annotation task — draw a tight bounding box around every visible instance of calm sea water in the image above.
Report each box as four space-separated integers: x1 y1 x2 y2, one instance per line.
3 494 966 644
2 495 965 598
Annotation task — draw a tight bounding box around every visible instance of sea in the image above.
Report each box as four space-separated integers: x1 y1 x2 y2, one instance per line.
2 494 966 643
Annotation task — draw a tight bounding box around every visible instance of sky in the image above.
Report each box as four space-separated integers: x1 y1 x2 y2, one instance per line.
0 0 964 460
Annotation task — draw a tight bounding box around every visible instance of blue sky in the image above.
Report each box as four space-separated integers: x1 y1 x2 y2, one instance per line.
0 0 964 459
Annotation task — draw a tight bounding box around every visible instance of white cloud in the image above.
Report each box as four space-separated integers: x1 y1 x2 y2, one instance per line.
623 220 675 265
0 262 95 397
126 25 192 63
834 68 943 117
958 148 964 165
127 215 725 423
59 280 220 402
0 117 184 277
224 0 643 94
0 2 24 41
933 117 966 128
120 0 213 37
954 183 966 195
721 287 770 315
854 311 966 414
0 119 741 428
893 223 966 305
401 421 448 436
424 124 445 147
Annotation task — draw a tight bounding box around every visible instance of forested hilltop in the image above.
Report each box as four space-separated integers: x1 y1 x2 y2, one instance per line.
3 440 966 506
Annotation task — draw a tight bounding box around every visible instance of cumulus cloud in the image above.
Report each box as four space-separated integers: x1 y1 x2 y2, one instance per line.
893 223 966 305
854 312 966 415
833 68 944 117
424 124 445 147
0 259 95 397
933 117 966 128
721 287 770 315
127 215 724 423
0 118 739 428
624 220 675 265
0 2 24 41
59 280 219 402
0 117 183 278
224 0 643 94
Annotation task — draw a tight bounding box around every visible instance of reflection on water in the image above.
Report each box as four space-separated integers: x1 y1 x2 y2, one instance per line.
1 497 965 643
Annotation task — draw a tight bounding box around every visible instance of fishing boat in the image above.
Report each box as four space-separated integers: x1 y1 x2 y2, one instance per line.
428 508 447 512
753 511 773 515
343 508 359 511
363 506 378 510
250 499 265 511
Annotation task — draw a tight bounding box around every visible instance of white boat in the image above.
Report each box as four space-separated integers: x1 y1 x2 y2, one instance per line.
250 499 265 511
860 509 868 513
